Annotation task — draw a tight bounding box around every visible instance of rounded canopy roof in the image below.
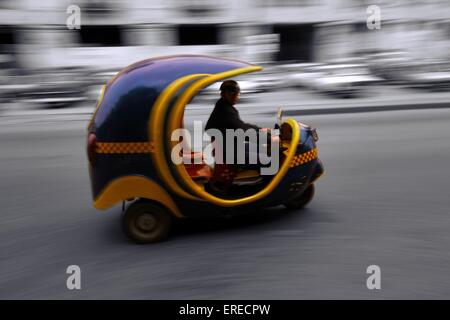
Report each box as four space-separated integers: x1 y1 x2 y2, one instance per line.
91 55 261 142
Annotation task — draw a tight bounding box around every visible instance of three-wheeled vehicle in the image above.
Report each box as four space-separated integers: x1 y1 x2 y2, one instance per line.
87 55 324 243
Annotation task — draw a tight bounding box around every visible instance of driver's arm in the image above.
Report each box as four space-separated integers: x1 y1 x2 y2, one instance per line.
224 106 261 132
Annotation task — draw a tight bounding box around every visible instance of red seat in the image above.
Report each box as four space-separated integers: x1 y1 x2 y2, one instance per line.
183 152 212 181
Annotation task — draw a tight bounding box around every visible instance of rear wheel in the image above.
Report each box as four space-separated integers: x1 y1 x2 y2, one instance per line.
122 201 173 243
284 184 315 210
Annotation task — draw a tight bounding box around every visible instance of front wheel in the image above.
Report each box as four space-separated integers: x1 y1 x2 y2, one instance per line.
122 201 173 244
283 184 315 210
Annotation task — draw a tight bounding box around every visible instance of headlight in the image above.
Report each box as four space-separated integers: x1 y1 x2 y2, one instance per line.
298 122 318 142
297 121 311 129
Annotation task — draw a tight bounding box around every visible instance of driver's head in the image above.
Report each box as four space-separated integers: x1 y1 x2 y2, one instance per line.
220 80 240 105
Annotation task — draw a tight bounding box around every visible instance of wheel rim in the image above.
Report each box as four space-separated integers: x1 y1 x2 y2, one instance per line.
135 213 157 233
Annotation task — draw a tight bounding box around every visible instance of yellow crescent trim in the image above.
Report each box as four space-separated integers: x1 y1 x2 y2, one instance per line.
149 74 211 201
169 100 300 208
149 66 263 202
149 65 300 207
93 175 183 218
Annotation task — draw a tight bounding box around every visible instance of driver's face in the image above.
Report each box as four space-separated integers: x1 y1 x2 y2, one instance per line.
224 91 240 105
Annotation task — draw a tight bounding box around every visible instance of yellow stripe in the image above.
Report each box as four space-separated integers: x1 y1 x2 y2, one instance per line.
150 67 265 203
95 142 154 154
148 64 303 207
169 81 301 210
149 74 210 201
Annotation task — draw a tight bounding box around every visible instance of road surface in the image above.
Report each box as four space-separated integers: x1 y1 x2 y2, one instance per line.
1 108 450 299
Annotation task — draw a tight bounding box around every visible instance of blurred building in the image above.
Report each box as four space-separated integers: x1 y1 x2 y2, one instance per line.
1 0 450 70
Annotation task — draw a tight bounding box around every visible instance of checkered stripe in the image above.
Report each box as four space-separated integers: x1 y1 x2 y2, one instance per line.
95 142 154 154
289 148 318 168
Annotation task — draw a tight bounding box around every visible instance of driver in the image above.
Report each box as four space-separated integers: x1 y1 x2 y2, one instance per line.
205 80 262 168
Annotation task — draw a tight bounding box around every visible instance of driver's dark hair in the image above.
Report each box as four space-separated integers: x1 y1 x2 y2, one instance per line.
220 80 240 96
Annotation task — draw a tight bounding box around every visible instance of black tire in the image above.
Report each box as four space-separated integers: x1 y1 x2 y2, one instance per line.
283 184 315 210
122 201 173 244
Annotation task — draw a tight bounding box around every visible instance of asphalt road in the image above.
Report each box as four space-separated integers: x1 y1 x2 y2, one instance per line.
1 108 450 299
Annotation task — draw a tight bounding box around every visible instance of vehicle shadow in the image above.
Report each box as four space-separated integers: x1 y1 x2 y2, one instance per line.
99 204 318 245
171 206 315 239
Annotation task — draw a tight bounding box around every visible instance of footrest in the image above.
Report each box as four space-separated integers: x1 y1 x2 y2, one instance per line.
234 170 260 181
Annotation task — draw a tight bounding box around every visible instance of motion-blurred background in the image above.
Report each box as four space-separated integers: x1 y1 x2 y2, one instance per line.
1 0 450 111
2 1 450 300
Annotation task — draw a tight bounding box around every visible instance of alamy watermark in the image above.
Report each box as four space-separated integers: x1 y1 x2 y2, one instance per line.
366 265 381 290
66 5 81 30
66 265 81 290
64 264 382 291
170 121 280 176
367 5 381 30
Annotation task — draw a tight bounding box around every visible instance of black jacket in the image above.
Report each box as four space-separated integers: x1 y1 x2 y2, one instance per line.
205 98 261 164
205 98 260 134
